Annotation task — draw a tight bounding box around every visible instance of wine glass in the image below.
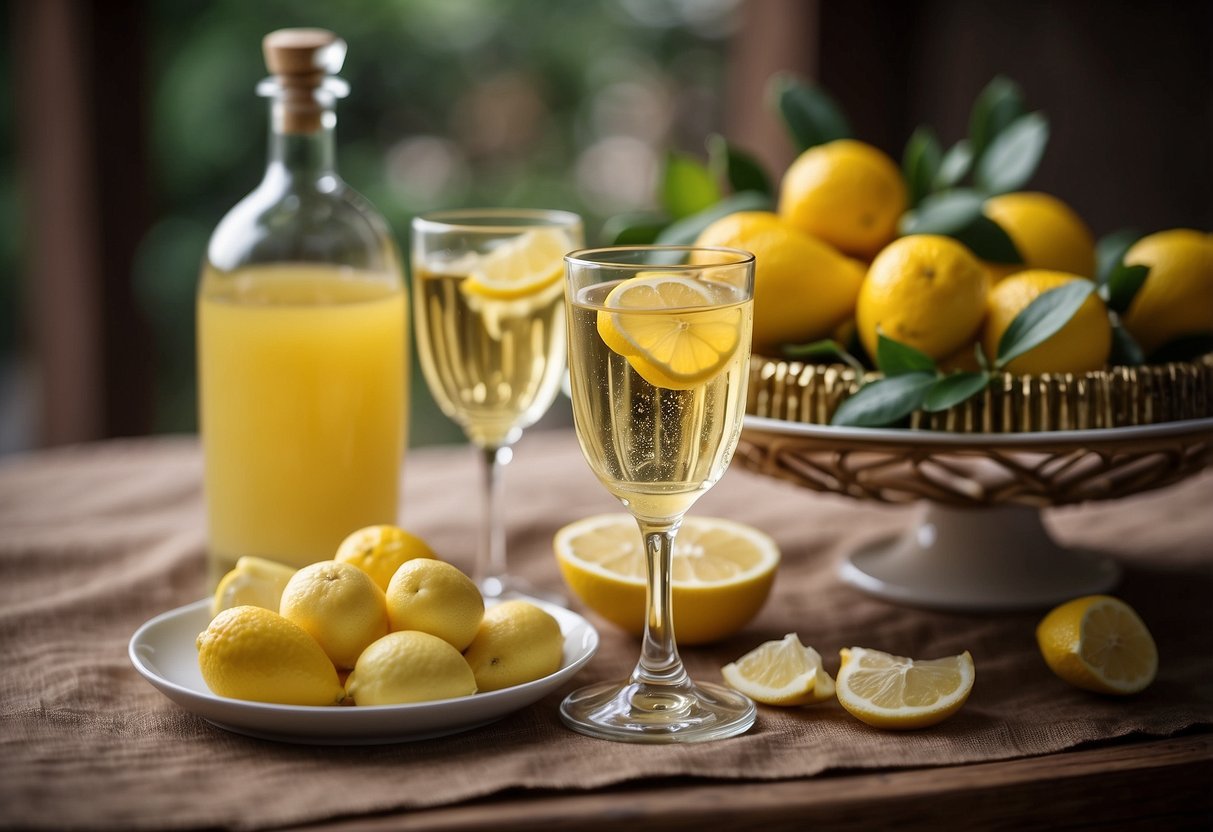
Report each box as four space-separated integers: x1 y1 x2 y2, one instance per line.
560 245 757 742
411 209 583 601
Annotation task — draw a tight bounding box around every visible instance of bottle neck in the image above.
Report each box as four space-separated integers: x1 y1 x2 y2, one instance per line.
264 98 340 192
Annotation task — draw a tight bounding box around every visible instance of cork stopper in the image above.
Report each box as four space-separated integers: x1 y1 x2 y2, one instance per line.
261 28 347 134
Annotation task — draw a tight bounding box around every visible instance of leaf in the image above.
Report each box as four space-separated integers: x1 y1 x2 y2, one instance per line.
968 76 1025 162
876 332 937 376
601 212 668 245
1147 333 1213 363
952 215 1023 264
830 372 935 427
902 126 943 208
1095 228 1144 284
996 279 1096 368
974 112 1049 195
707 134 773 197
923 371 991 412
899 189 985 236
659 152 721 220
1103 263 1150 315
769 73 851 152
934 140 974 190
654 190 773 246
1109 324 1145 367
781 339 866 375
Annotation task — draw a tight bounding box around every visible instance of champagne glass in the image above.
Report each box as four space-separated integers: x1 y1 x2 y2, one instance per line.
411 210 583 600
560 245 757 742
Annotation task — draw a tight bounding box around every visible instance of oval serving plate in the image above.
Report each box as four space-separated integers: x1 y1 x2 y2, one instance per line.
129 598 598 745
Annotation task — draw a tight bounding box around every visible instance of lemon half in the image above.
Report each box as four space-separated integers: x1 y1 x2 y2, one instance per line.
1036 595 1157 695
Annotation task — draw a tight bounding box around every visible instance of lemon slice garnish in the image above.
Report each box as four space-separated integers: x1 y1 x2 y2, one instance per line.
595 273 745 390
721 633 835 706
461 227 572 299
1036 595 1158 695
835 647 975 730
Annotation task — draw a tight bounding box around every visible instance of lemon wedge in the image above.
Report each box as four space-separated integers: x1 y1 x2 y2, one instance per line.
461 227 572 299
596 273 745 390
1036 595 1158 695
553 513 778 644
721 633 835 706
210 556 297 618
835 646 975 730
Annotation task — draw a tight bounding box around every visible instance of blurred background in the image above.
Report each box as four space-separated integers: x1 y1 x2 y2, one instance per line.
2 0 1210 454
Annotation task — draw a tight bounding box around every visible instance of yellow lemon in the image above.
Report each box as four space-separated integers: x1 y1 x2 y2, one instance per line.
553 514 779 645
595 273 748 390
1036 595 1158 695
721 633 835 706
835 647 975 730
1120 229 1213 356
196 606 344 706
462 600 564 692
461 227 573 299
345 631 477 705
982 270 1111 374
856 235 990 361
982 192 1096 282
778 139 907 260
279 561 389 670
335 525 436 592
693 211 864 356
210 556 296 618
385 559 485 651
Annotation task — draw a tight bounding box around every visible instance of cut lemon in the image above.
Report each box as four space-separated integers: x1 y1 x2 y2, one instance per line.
721 633 835 706
553 513 778 645
836 647 975 730
462 227 572 299
210 556 297 618
1036 595 1157 695
596 273 746 390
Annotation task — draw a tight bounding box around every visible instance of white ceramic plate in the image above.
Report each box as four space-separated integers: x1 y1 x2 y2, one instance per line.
129 598 599 745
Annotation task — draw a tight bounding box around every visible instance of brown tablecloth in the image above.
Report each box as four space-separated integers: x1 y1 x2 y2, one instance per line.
1 430 1211 831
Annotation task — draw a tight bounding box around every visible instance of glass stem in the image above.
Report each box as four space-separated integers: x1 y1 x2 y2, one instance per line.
631 519 690 688
476 444 512 589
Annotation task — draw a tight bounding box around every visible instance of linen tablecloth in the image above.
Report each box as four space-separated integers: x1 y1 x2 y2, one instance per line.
2 430 1211 831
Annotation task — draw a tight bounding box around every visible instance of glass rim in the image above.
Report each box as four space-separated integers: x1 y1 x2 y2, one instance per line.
411 208 582 235
563 245 755 270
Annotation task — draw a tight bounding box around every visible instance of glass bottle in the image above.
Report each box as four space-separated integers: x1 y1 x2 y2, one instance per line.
197 29 407 586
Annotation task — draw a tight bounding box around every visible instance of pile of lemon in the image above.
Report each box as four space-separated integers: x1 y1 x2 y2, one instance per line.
696 138 1212 373
198 526 564 706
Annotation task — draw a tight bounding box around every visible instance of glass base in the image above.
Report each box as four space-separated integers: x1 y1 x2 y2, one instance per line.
559 679 756 743
479 574 567 607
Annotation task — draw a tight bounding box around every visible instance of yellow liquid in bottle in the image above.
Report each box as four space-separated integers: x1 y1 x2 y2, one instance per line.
198 263 407 582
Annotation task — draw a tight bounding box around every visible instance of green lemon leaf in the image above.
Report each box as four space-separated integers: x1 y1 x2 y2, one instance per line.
969 76 1025 161
831 372 935 427
934 140 974 190
1095 228 1144 284
1103 263 1150 315
1109 324 1145 367
996 279 1095 368
876 332 937 376
902 126 943 208
602 213 668 245
781 339 866 375
769 74 851 152
922 371 991 412
974 112 1049 195
1147 333 1213 363
653 190 773 246
707 134 773 197
974 342 991 371
899 189 985 236
953 215 1023 264
659 152 722 220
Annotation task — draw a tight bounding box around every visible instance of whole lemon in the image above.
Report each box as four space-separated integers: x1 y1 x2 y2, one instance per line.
279 561 389 669
982 192 1096 282
856 235 990 361
778 139 907 260
1120 229 1213 356
982 270 1111 374
345 631 477 705
335 524 436 592
385 559 485 651
196 606 344 706
462 600 564 692
693 211 864 356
